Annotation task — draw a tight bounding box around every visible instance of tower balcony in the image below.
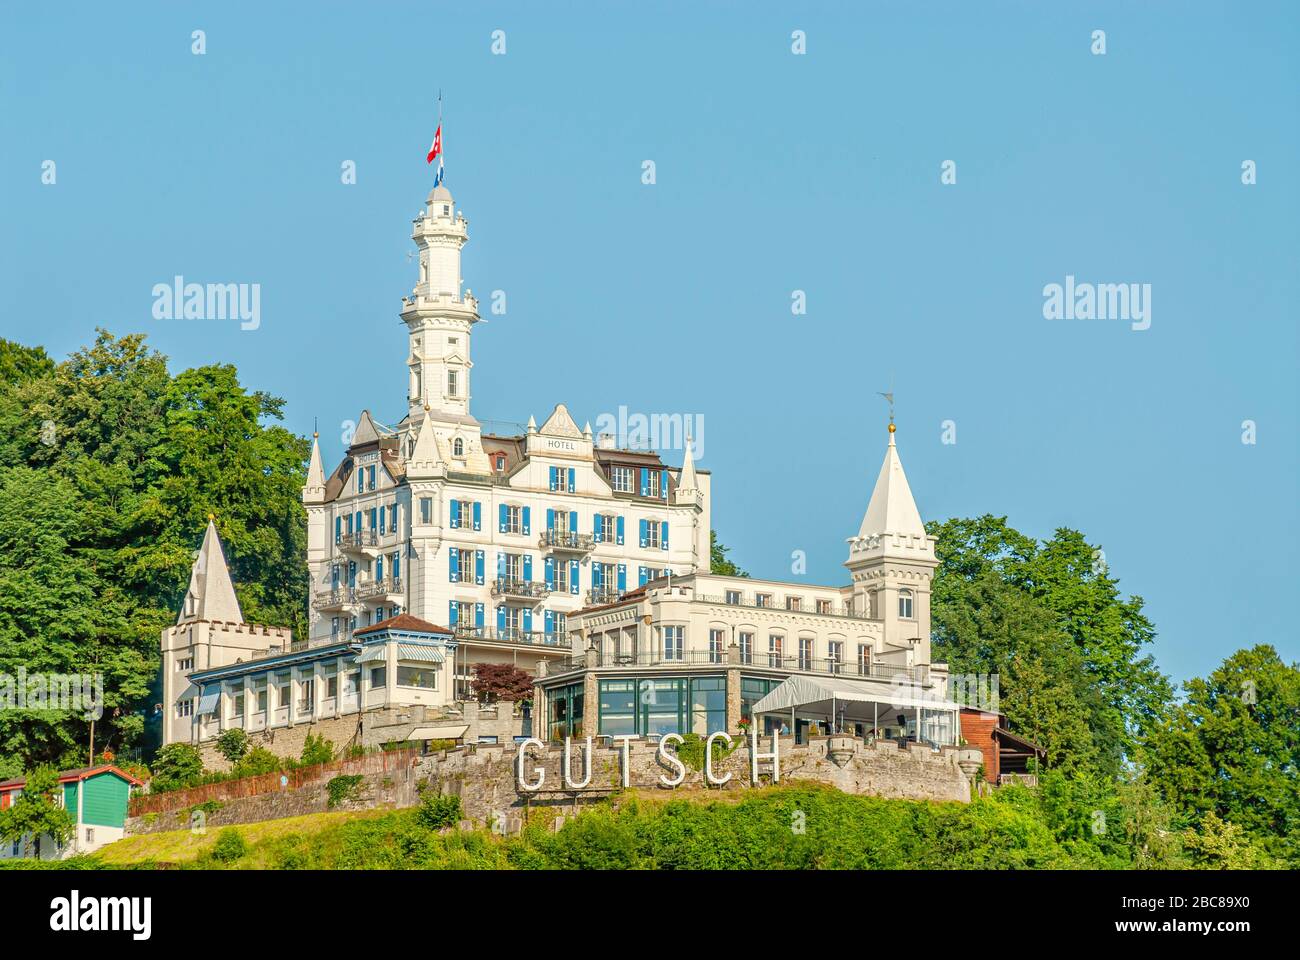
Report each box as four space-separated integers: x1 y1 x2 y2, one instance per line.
312 587 358 612
586 588 623 607
490 578 550 600
538 530 595 554
354 577 403 603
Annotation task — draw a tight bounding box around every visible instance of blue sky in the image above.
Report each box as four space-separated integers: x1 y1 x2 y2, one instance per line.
2 2 1296 683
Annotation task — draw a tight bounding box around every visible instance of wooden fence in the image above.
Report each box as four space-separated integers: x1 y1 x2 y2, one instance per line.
128 748 422 817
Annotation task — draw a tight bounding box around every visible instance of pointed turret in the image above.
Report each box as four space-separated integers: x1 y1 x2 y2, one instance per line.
351 410 381 448
302 432 326 505
178 517 244 626
406 410 445 479
845 422 938 661
673 434 702 507
856 425 926 540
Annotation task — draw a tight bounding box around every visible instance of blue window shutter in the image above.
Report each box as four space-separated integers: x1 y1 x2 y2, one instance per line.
617 563 627 593
549 467 557 491
545 556 555 589
393 552 400 579
450 500 460 529
592 564 603 589
497 605 506 631
448 547 459 582
640 468 649 497
569 560 579 594
638 566 647 586
546 508 555 532
523 608 532 633
369 465 376 489
475 602 484 628
390 504 397 531
355 511 361 532
475 550 484 585
661 469 669 499
616 515 625 545
523 554 533 582
593 513 602 543
472 501 481 531
376 557 383 581
449 600 458 626
568 467 575 491
498 503 507 533
569 511 577 533
522 506 531 536
334 516 341 543
497 552 505 578
544 609 554 635
661 521 669 550
639 519 648 548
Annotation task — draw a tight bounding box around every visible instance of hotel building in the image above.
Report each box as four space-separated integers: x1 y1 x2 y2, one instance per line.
161 181 711 753
533 423 958 747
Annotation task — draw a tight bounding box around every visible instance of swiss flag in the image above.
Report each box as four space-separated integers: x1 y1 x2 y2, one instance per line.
426 126 442 164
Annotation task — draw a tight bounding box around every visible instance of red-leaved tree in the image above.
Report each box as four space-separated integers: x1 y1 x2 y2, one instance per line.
470 663 534 703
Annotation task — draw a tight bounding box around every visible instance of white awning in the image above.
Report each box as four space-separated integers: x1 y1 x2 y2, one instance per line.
359 645 388 663
408 724 469 741
197 687 220 714
396 643 445 663
750 674 963 717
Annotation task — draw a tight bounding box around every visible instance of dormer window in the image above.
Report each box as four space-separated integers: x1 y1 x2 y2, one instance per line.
453 437 465 457
495 454 506 471
898 589 914 620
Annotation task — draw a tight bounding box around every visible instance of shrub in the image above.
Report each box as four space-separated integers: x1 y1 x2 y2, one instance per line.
232 747 282 778
673 732 738 773
301 733 335 766
327 774 365 808
415 793 463 830
149 743 204 792
215 729 249 764
211 828 247 864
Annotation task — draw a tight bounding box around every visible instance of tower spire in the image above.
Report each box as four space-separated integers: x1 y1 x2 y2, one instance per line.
178 518 244 625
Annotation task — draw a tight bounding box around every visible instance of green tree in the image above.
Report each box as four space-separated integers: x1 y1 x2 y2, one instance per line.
0 331 312 770
1142 645 1299 863
710 531 748 577
0 766 74 852
929 515 1171 773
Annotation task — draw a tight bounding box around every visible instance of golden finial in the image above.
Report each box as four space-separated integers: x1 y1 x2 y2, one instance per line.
888 422 896 434
207 512 215 521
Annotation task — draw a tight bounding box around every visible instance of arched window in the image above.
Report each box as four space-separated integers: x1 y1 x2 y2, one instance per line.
898 589 914 620
452 437 464 457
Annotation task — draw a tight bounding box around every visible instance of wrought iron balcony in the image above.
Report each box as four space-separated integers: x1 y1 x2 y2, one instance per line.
538 529 595 553
453 625 573 648
490 577 550 599
585 588 623 606
336 530 378 553
354 577 403 601
312 587 357 611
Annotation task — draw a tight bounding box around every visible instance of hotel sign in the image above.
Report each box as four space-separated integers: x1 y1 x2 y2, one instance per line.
515 731 780 791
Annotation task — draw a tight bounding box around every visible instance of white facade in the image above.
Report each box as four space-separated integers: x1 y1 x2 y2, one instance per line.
302 182 712 698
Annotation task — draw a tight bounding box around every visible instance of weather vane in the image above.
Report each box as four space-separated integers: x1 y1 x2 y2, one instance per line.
877 378 895 433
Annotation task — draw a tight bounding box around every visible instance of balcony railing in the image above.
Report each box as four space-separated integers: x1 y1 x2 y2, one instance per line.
585 588 623 606
355 577 403 601
454 625 573 648
696 594 871 620
490 578 551 599
312 587 357 610
538 530 595 553
336 530 378 551
546 650 920 682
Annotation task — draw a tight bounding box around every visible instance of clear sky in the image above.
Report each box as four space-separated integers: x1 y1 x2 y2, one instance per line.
2 2 1296 683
